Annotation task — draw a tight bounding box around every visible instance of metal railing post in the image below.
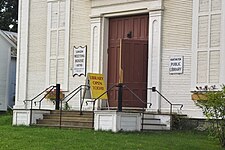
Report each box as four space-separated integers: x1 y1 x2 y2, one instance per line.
150 87 183 129
118 83 123 112
92 101 96 128
30 101 33 126
55 84 60 110
59 98 62 129
80 86 83 115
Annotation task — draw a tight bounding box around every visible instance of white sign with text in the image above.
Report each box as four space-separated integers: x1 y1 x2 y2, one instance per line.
73 46 87 76
169 56 184 74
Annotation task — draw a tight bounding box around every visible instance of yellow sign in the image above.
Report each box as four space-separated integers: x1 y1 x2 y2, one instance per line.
85 73 108 99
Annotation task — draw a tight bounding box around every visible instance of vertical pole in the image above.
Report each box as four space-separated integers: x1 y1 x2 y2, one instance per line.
118 83 123 112
30 100 33 125
80 86 83 115
92 101 95 129
59 97 62 129
55 84 60 110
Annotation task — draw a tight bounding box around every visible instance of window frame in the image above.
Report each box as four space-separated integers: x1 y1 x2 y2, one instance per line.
46 0 70 91
191 0 225 89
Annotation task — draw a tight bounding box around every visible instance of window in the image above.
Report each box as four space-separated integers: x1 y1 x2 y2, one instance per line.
46 0 70 90
194 0 222 85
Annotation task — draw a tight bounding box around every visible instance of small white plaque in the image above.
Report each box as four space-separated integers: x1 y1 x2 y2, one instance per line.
169 56 184 74
73 46 87 76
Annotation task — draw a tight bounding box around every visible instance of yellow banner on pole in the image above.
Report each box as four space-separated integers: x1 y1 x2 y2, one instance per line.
86 73 108 99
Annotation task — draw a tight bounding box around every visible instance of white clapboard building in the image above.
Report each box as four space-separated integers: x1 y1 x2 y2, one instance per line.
0 30 17 111
13 0 225 131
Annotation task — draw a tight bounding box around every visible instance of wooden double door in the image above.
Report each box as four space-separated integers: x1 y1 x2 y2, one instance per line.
107 14 149 108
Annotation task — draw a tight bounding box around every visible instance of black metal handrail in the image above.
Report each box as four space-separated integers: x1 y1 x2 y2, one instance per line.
37 86 56 109
148 87 183 115
58 85 89 129
123 84 152 109
23 85 56 109
23 85 56 125
86 83 153 128
60 85 89 113
85 84 118 110
147 87 183 129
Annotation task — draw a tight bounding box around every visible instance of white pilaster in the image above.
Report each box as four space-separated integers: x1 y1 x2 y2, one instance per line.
220 0 225 84
90 17 102 73
14 0 30 108
147 10 163 112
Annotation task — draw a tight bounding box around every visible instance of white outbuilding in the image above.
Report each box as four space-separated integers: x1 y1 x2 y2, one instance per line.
0 30 17 111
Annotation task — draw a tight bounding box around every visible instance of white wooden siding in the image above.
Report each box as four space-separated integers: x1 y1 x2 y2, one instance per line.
26 0 47 99
24 0 91 108
68 0 91 109
161 0 195 112
0 36 11 110
162 0 192 49
92 0 145 7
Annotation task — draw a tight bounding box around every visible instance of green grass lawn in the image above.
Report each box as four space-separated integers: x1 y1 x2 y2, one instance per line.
0 114 223 150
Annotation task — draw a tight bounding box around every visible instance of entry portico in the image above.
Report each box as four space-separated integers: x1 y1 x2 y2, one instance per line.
90 0 163 112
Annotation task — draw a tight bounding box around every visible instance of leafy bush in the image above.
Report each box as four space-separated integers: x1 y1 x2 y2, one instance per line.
195 86 225 147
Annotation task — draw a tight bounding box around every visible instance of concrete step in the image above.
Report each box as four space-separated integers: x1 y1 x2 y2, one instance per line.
50 110 93 115
141 112 172 131
43 115 92 121
36 110 93 129
37 119 92 127
142 118 161 124
43 113 93 119
35 124 93 129
142 124 169 130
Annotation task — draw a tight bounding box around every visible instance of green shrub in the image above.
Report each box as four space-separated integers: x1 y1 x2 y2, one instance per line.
195 86 225 147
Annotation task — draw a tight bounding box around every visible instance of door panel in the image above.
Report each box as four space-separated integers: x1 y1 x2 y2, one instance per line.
108 14 149 108
121 39 148 107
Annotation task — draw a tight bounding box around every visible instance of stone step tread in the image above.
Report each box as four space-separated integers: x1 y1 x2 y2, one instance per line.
44 114 92 118
141 129 170 131
37 119 93 123
43 116 92 120
44 114 93 118
50 111 93 114
143 112 187 116
142 123 167 126
37 121 92 126
34 124 93 129
142 118 160 120
37 121 92 125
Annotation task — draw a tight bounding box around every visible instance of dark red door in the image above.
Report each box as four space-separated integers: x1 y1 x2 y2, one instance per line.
108 15 149 108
